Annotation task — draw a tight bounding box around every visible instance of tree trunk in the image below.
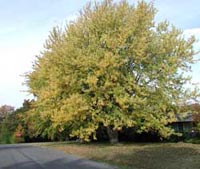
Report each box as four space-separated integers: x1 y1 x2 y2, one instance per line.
106 126 118 144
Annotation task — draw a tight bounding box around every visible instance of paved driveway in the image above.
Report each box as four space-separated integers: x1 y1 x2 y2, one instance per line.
0 144 117 169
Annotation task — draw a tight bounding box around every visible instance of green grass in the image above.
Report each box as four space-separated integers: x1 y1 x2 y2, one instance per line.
38 142 200 169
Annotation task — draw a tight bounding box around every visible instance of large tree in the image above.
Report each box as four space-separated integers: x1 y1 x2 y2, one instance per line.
26 0 198 142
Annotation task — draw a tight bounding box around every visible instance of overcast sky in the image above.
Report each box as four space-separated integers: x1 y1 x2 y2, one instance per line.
0 0 199 108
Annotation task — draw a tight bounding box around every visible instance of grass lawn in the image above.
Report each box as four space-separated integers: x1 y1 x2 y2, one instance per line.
39 142 200 169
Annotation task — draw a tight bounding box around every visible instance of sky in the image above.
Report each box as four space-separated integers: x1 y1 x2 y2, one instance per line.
0 0 199 108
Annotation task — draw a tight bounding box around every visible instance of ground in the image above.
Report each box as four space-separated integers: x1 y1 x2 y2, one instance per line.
39 142 200 169
0 144 116 169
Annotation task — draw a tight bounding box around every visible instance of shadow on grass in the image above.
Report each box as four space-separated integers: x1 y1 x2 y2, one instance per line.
33 142 200 169
112 145 200 169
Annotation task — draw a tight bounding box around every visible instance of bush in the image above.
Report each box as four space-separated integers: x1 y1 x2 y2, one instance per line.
184 137 200 144
0 129 15 144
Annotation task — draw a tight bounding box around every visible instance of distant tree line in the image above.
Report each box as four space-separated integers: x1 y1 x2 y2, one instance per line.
0 100 199 144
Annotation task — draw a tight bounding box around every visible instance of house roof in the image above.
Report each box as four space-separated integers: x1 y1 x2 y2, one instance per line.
175 113 194 122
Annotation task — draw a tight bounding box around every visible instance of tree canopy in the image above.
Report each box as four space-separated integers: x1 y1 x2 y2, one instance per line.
26 0 198 142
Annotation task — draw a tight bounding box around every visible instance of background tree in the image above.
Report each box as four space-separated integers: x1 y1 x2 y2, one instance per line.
26 0 199 143
0 105 15 143
0 100 33 143
0 105 14 121
190 104 200 132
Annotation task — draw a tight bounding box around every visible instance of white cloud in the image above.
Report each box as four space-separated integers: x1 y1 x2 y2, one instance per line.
184 28 200 37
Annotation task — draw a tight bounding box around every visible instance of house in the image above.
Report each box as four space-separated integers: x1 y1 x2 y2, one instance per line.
170 113 195 133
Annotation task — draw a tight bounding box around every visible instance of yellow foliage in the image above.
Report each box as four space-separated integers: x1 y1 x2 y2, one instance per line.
26 0 198 141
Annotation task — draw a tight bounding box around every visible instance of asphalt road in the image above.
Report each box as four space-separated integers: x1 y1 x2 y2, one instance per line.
0 144 117 169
